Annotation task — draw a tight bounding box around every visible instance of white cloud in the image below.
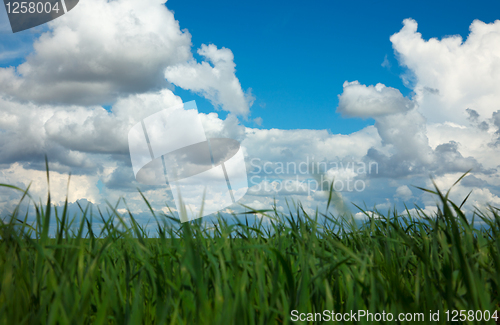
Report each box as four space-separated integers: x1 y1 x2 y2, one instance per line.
242 126 381 164
424 173 500 213
0 89 183 170
165 44 254 117
0 162 100 204
0 86 255 218
391 18 500 126
395 185 412 199
2 10 500 223
0 0 259 219
0 0 192 105
354 210 383 220
374 108 433 164
326 18 500 219
46 89 184 155
337 80 414 117
334 18 500 183
200 112 246 142
404 205 438 218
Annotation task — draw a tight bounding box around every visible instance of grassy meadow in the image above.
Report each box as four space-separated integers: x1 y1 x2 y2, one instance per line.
1 171 500 324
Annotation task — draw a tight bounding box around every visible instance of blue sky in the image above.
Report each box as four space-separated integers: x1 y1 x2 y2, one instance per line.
167 0 500 132
1 0 500 226
5 0 498 132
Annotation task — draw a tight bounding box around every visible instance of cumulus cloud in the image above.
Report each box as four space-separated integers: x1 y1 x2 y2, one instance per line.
233 18 500 215
3 8 500 223
0 89 183 170
200 112 246 142
337 81 414 117
391 18 500 126
324 19 500 223
0 0 259 220
432 141 484 174
395 185 412 199
336 80 436 178
422 173 500 213
0 162 100 204
330 17 500 212
337 79 492 179
243 126 381 164
374 108 433 163
0 0 192 105
0 92 253 219
165 44 255 117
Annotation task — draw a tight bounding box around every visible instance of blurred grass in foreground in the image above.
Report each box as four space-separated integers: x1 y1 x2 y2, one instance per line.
1 170 500 324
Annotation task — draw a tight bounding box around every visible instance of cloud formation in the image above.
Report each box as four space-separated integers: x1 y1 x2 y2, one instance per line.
165 44 255 117
0 0 192 105
391 18 500 126
330 18 500 212
1 9 500 223
338 81 413 117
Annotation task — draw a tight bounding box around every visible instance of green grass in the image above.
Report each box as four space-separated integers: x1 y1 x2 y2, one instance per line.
1 173 500 324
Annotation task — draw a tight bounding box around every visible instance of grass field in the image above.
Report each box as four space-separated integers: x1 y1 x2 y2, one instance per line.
1 172 500 324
